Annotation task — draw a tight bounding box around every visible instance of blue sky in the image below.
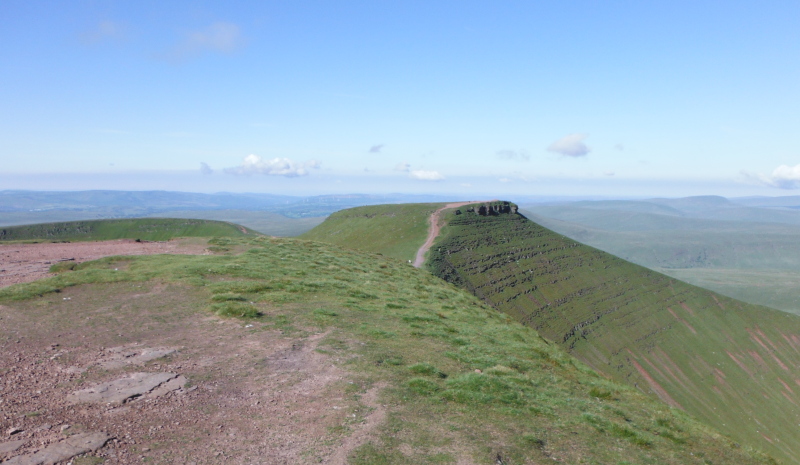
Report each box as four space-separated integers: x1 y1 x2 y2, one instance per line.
2 1 800 197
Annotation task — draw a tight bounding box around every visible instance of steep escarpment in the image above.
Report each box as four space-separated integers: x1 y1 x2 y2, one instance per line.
427 209 800 463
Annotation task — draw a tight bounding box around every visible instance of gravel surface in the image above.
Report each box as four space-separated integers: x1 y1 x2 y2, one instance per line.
0 239 210 288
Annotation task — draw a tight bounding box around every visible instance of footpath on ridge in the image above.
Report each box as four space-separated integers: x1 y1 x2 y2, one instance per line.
413 200 491 268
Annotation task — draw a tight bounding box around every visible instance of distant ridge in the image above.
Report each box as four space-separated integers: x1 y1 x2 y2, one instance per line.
0 218 255 242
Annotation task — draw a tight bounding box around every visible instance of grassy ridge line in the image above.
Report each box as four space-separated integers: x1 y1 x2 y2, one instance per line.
300 203 446 262
0 236 774 464
426 209 800 463
0 218 256 242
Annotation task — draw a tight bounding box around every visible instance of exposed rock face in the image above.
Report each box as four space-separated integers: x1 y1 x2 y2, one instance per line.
0 440 26 456
95 346 177 370
474 202 517 216
66 372 184 405
3 432 110 465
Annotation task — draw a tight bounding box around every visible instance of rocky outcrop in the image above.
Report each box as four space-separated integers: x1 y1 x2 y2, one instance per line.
473 202 517 216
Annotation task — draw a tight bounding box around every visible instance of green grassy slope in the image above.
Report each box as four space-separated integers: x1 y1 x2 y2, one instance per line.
0 218 255 242
300 203 444 262
424 209 800 463
0 236 774 464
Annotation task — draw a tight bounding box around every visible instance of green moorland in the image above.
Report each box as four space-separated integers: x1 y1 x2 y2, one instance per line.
0 218 255 242
414 204 800 463
0 236 774 464
300 203 444 262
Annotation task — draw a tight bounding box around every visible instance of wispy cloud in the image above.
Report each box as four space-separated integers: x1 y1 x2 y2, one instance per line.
200 162 213 175
603 171 615 176
224 155 320 177
614 143 624 151
745 164 800 189
496 149 529 161
410 170 444 181
393 162 410 172
369 144 384 153
547 134 591 157
162 22 245 62
498 177 512 183
81 20 127 44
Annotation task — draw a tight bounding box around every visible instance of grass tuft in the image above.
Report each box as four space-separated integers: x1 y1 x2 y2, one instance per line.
210 301 260 318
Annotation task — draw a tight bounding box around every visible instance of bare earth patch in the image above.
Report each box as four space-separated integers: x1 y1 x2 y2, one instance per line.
0 239 211 288
0 282 385 464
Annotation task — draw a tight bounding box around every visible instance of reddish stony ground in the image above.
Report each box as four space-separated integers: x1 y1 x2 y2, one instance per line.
0 242 385 464
0 240 210 288
0 283 384 464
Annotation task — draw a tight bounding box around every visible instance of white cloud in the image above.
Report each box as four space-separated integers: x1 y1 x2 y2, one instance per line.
393 162 410 172
224 155 320 177
369 144 384 153
409 170 444 181
748 164 800 189
163 22 245 62
81 20 127 44
496 149 529 161
547 133 591 157
603 171 615 176
200 162 213 175
498 178 512 183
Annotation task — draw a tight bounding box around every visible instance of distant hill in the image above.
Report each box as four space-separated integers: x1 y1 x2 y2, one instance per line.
300 203 445 262
306 202 800 463
146 210 325 237
0 190 458 225
526 195 800 226
0 218 255 242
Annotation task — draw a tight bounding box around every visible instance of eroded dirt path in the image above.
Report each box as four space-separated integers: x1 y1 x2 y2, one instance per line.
413 201 491 268
0 239 210 288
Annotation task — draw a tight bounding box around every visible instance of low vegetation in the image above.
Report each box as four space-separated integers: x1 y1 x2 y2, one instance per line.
300 203 444 262
0 234 774 464
0 218 255 242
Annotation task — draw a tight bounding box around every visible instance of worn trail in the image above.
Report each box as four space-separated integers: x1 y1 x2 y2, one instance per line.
413 201 491 268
